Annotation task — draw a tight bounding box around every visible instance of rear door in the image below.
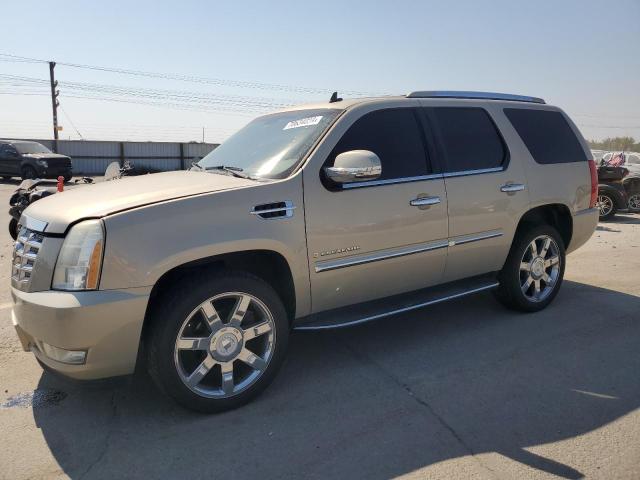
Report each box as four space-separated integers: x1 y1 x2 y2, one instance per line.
303 105 449 312
422 104 530 282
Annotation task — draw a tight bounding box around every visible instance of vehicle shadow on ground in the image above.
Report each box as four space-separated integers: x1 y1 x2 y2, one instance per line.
601 213 640 225
0 178 21 186
32 281 640 479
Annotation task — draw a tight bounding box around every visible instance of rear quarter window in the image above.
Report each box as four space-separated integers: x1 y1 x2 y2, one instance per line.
504 108 587 164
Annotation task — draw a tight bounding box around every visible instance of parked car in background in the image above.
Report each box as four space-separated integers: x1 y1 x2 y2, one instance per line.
0 140 73 181
596 163 629 219
11 91 598 412
598 151 640 213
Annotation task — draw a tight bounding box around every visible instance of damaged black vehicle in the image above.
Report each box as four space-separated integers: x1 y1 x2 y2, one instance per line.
0 140 73 181
8 161 142 240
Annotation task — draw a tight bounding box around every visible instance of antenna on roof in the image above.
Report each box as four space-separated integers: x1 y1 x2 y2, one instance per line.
329 91 342 103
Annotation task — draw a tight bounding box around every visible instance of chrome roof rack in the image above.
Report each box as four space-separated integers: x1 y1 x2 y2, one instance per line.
406 91 545 104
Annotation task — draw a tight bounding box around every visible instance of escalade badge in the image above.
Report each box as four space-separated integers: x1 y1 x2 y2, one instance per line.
313 245 361 258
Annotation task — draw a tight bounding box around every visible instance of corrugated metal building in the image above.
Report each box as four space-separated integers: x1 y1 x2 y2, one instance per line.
26 139 219 175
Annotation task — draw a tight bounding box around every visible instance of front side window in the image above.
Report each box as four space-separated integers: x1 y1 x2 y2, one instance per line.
326 108 429 181
198 108 340 179
504 108 587 164
427 107 506 173
14 142 51 155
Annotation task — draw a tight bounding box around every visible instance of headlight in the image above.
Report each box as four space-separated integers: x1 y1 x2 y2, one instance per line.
52 219 104 290
36 159 48 167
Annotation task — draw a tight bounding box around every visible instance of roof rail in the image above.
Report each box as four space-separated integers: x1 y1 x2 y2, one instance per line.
406 91 545 104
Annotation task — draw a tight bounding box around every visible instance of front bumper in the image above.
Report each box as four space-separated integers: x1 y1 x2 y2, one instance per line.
12 286 151 380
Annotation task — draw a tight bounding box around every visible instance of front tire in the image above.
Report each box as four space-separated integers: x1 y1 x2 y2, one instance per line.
9 218 18 241
147 270 289 413
21 165 37 180
628 192 640 212
494 225 566 312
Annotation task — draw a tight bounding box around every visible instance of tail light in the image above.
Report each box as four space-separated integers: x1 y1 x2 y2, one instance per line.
588 160 598 208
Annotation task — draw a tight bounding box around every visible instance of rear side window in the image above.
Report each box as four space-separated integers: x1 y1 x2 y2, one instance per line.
427 107 506 173
504 108 588 164
327 108 429 181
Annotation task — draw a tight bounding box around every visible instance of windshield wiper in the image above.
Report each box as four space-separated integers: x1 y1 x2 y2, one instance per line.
205 165 252 179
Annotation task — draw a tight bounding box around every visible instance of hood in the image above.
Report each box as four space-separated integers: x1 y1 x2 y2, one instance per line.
22 153 70 160
23 170 256 234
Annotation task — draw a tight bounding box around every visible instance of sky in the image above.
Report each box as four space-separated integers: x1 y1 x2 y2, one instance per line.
1 0 639 144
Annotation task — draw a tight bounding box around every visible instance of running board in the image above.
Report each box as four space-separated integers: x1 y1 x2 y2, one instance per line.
294 274 500 331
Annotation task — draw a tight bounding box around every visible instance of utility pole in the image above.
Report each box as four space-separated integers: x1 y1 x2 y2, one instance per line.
49 62 60 152
202 127 205 143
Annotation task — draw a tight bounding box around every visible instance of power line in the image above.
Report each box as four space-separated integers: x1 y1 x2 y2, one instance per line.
58 104 84 139
0 52 379 96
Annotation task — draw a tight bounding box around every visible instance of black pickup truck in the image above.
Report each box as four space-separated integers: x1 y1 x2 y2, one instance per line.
0 140 72 181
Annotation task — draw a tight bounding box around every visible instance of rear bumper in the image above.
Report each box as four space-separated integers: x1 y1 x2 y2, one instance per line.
567 207 598 254
12 286 151 380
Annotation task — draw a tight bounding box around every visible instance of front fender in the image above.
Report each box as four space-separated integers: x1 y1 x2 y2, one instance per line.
99 176 311 316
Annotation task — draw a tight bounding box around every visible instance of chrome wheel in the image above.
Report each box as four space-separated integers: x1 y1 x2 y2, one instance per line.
597 195 613 217
519 235 561 303
174 292 276 399
628 193 640 211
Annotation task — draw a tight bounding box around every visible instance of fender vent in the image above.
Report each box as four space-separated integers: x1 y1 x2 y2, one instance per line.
250 201 295 219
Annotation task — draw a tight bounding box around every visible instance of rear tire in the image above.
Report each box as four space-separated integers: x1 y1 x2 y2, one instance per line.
494 224 566 312
146 270 289 413
21 165 37 180
628 192 640 212
597 192 616 219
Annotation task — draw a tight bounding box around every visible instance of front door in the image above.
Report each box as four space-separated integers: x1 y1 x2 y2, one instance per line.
303 105 449 313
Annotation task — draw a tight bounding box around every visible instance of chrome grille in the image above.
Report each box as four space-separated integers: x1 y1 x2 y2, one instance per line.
12 228 44 286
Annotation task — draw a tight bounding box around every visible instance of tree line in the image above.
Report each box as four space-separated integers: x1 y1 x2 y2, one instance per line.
588 137 639 152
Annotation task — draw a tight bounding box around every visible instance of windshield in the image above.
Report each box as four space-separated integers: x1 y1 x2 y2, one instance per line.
14 142 52 154
197 109 341 179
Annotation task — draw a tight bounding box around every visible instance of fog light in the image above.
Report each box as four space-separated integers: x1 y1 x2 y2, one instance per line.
40 342 87 365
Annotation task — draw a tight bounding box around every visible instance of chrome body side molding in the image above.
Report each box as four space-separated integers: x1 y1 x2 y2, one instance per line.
449 230 503 247
314 239 448 273
314 230 503 273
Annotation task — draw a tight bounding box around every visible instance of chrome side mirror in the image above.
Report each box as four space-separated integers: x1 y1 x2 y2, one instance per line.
324 150 382 184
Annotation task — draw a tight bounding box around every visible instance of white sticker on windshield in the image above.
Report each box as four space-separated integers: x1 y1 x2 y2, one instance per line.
283 116 323 130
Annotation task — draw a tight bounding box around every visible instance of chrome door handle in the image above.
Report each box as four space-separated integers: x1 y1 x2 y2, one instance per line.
500 183 525 193
410 196 441 207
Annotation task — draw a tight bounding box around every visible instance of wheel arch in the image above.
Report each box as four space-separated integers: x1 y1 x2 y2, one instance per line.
137 250 297 368
514 204 573 250
142 249 297 332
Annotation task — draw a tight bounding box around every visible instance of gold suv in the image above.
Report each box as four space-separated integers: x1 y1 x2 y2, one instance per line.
11 91 599 412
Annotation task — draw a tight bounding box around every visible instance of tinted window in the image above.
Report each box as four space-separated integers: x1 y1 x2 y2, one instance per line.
504 108 587 164
327 108 428 181
427 107 506 173
14 142 51 154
